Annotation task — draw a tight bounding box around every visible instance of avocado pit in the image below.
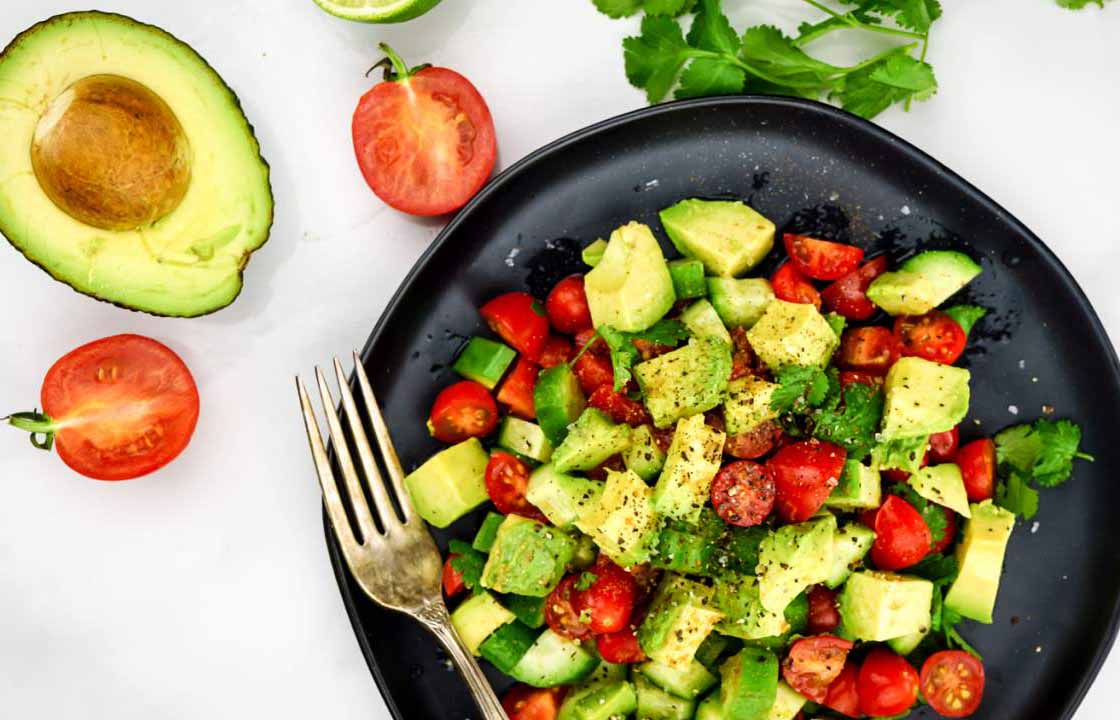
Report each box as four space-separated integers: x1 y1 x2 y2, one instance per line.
30 74 191 231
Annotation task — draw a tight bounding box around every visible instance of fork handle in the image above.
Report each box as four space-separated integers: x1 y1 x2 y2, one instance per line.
424 606 508 720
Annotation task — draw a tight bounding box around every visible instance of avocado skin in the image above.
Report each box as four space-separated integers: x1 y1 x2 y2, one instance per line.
0 11 274 317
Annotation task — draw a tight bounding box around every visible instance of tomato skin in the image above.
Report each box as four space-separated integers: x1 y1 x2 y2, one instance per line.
725 421 783 460
573 350 614 396
893 311 968 365
838 326 896 374
857 649 920 717
839 370 884 390
958 438 996 501
771 263 822 309
929 506 959 555
920 650 985 718
711 460 776 527
485 451 546 521
784 234 865 281
442 554 466 597
36 334 200 481
428 380 499 443
871 495 932 571
807 586 842 634
824 662 862 718
822 256 889 320
480 292 550 362
502 684 566 720
352 65 496 216
538 335 573 368
729 327 760 381
546 275 593 334
497 358 539 420
781 635 854 703
596 625 647 664
929 426 961 463
572 557 638 634
767 440 847 523
588 386 651 427
545 575 592 640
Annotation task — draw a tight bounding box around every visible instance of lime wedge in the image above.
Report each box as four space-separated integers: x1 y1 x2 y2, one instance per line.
312 0 441 23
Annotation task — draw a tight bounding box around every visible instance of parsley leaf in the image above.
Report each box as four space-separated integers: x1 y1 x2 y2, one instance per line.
943 304 987 336
448 540 487 591
623 15 696 103
995 470 1040 520
813 382 885 460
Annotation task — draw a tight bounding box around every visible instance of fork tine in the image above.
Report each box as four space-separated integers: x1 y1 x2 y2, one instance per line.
333 356 401 529
352 350 414 523
314 366 378 543
296 377 360 555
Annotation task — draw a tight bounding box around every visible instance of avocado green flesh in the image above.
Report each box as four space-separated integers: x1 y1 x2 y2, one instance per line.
0 12 272 316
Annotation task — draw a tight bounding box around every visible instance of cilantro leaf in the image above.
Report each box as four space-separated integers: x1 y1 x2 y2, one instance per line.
448 541 487 591
872 435 930 476
599 326 642 392
853 0 943 33
1057 0 1105 8
908 553 958 583
995 471 1040 520
943 304 987 336
644 0 697 15
575 571 599 591
835 50 937 119
740 26 844 89
687 0 740 53
677 58 746 98
630 318 690 346
994 424 1041 474
770 365 832 414
891 484 950 548
592 0 695 17
813 383 885 460
624 15 697 102
995 419 1093 489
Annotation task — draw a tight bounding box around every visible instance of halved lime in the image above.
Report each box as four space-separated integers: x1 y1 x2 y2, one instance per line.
312 0 442 23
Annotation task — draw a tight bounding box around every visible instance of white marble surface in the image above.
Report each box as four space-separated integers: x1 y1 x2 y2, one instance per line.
0 1 1117 718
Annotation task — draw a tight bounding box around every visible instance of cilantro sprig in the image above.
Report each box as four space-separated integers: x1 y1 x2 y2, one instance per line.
993 418 1093 519
595 319 691 391
813 382 885 460
770 365 837 414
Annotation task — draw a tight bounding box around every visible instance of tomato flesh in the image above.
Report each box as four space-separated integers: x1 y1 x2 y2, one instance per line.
893 310 968 365
807 586 842 634
781 635 854 703
784 234 865 281
771 263 822 309
545 275 593 334
729 326 759 380
485 451 546 521
824 661 862 718
958 438 997 501
596 625 647 664
724 421 783 460
429 380 499 443
711 460 775 527
480 292 550 362
857 648 920 717
920 650 985 718
39 334 199 481
767 439 847 523
545 575 592 640
442 554 466 597
839 370 884 390
822 256 888 320
497 358 539 420
838 326 896 374
572 557 638 634
538 336 573 368
352 65 496 216
573 348 614 396
502 684 565 720
871 495 932 571
588 386 651 427
930 506 959 555
929 426 961 463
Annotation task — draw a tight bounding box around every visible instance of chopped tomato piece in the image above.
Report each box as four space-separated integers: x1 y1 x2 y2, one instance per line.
539 335 573 368
893 310 967 365
857 649 919 717
545 575 592 640
784 234 865 281
781 635 854 703
767 440 847 523
485 451 547 521
958 438 996 501
545 275 593 334
824 661 861 718
929 506 959 555
429 380 499 443
588 386 651 427
839 370 884 390
771 263 822 309
870 495 932 571
822 256 888 320
729 326 759 380
572 557 638 634
442 554 466 598
711 460 776 527
837 326 896 374
631 337 674 361
502 684 566 720
480 292 550 361
920 650 985 718
725 421 783 460
807 586 841 634
596 626 647 664
929 426 961 463
497 358 539 419
573 351 613 395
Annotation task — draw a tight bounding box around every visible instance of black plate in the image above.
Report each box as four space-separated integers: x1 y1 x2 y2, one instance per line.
324 96 1120 720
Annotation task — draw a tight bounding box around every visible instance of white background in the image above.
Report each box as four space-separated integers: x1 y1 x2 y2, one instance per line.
1 1 1117 718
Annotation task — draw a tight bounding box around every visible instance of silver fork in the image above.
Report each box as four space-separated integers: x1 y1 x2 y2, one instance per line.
297 352 506 720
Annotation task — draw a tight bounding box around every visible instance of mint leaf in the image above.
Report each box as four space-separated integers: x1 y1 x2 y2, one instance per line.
995 471 1040 520
943 304 987 336
836 51 937 119
624 15 695 102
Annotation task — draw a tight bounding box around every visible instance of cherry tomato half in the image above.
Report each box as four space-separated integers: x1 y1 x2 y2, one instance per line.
481 292 550 362
858 649 920 717
588 386 651 427
573 351 614 396
497 358 539 420
352 47 496 216
538 336 573 368
838 326 896 374
781 635 854 703
824 661 862 718
572 557 638 634
501 684 566 720
711 460 776 527
546 275 593 334
485 451 546 522
871 495 932 571
428 380 499 443
442 554 466 598
929 426 961 464
893 310 968 365
784 234 865 281
958 438 997 501
596 625 647 664
930 506 959 555
822 256 889 321
729 326 760 381
921 650 986 718
725 421 784 460
807 586 842 635
771 263 822 309
545 575 592 640
768 439 847 523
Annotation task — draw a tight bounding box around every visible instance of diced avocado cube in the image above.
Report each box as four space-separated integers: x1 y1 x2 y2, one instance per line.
452 336 516 389
767 681 808 720
888 627 929 656
624 424 667 481
635 673 697 719
404 438 489 528
509 628 600 688
653 525 716 576
526 463 604 528
576 469 660 567
570 531 598 570
825 311 846 338
867 271 939 315
825 523 876 588
681 299 732 344
638 657 719 700
756 514 836 615
450 591 515 655
718 648 778 720
534 364 587 447
840 570 934 641
551 408 631 473
478 621 543 674
668 258 709 300
708 277 775 329
481 515 576 597
746 300 839 371
881 357 970 439
944 500 1016 623
581 238 608 267
872 434 931 475
497 416 554 463
585 221 676 332
472 511 505 553
635 337 732 428
826 460 883 511
558 679 637 720
695 634 736 673
653 414 726 524
639 575 725 670
502 593 547 629
909 463 972 518
695 692 722 720
723 375 779 435
900 250 983 306
660 198 775 277
713 574 789 640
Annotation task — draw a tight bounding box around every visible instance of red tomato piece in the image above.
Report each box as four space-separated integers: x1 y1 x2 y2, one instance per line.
429 380 499 443
871 495 933 571
574 328 607 355
929 506 959 555
958 438 997 501
352 48 496 216
497 358 539 420
784 234 865 281
728 326 759 381
442 554 466 598
711 460 776 527
572 557 638 634
920 650 986 718
929 426 961 463
596 626 647 664
839 370 885 390
538 335 573 368
824 661 862 718
807 586 841 634
771 263 822 309
501 684 566 720
893 311 968 365
822 256 889 320
480 292 550 362
545 575 592 640
725 421 784 460
857 649 920 717
546 275 593 334
837 326 896 374
767 440 847 523
588 386 652 427
631 337 674 361
880 447 929 484
573 351 613 396
781 635 855 703
485 451 547 522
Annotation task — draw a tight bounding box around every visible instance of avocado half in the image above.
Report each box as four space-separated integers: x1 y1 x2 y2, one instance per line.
0 12 273 317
